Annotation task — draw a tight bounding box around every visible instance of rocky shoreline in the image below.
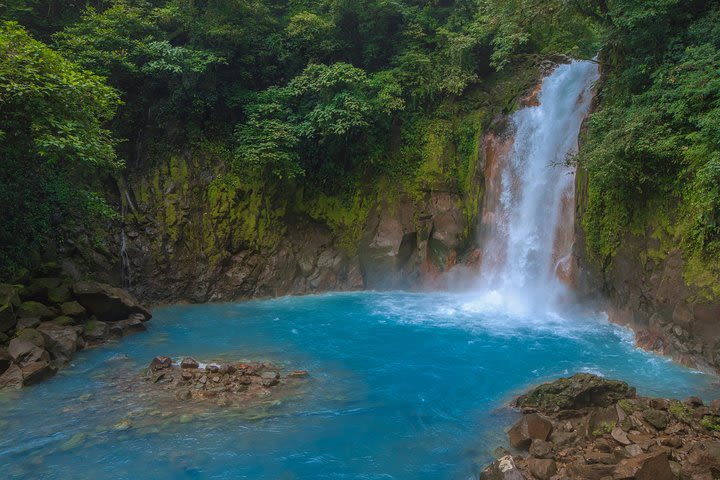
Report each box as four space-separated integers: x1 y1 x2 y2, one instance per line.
482 373 720 480
0 277 151 389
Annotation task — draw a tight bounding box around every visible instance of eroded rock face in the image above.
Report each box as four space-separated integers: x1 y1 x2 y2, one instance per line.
485 374 720 480
73 281 151 322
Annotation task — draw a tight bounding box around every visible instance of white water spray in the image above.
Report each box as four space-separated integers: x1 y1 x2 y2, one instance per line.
474 61 599 313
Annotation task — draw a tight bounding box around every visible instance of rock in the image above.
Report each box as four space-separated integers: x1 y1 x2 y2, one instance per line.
8 339 49 365
480 455 526 480
614 451 674 480
52 316 75 326
0 348 11 374
47 282 72 304
508 414 553 449
72 281 151 322
19 278 62 301
15 315 41 331
549 430 577 447
17 301 56 320
60 301 86 317
21 361 56 385
625 444 644 457
0 283 21 333
181 357 199 369
261 370 280 387
612 427 631 445
0 364 22 389
527 458 556 480
643 409 669 430
288 370 309 378
37 323 79 366
150 356 172 371
83 320 109 342
207 363 220 373
516 374 634 411
114 316 147 335
685 396 704 407
585 451 616 464
566 461 614 480
15 327 45 347
529 439 553 459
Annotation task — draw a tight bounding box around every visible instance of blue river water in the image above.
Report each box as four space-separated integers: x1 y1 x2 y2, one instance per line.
0 291 717 480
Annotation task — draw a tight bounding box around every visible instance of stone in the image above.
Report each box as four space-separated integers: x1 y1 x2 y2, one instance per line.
529 439 553 459
649 398 669 410
261 371 280 387
643 409 669 430
288 370 309 378
527 458 556 480
60 301 86 317
0 364 22 389
685 396 704 407
181 357 199 369
115 316 147 335
15 327 45 347
83 320 109 342
150 356 172 371
480 455 526 480
17 301 56 320
611 427 631 445
207 363 220 373
72 281 151 322
37 323 79 366
0 283 21 332
52 316 75 326
8 338 49 365
19 278 61 301
508 414 553 449
21 361 56 385
613 451 674 480
516 374 634 411
47 282 72 304
0 348 11 374
549 430 577 447
15 317 40 330
566 461 614 480
585 451 616 465
625 444 644 457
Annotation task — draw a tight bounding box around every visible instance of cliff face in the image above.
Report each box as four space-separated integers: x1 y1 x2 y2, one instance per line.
119 133 485 305
574 169 720 373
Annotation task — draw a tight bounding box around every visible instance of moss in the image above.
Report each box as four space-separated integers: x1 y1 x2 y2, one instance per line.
668 401 693 423
617 399 637 414
592 421 614 437
701 415 720 431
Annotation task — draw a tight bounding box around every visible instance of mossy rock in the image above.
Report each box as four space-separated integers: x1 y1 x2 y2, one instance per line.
17 301 56 320
60 301 86 317
52 316 75 326
516 374 635 412
47 283 72 304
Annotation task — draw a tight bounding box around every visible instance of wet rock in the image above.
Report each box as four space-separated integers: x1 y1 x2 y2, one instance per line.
180 357 199 369
8 338 49 366
114 316 147 335
21 361 56 385
527 458 556 480
37 323 79 366
480 455 526 480
17 301 56 320
260 371 280 387
517 374 634 411
60 301 86 317
613 451 674 480
73 281 151 322
508 414 553 449
149 356 172 371
288 370 309 378
0 364 22 389
585 451 616 464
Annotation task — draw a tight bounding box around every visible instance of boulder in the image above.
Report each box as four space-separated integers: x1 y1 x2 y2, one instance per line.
181 357 199 369
17 301 56 320
15 317 41 330
527 458 556 480
72 281 151 322
47 282 72 304
14 328 45 347
19 277 62 301
60 301 86 317
8 339 50 366
261 370 280 387
529 439 553 459
0 283 21 332
0 364 23 389
150 356 172 371
643 409 669 430
612 427 631 445
480 455 526 480
21 361 57 386
37 323 79 366
613 451 674 480
83 320 109 342
114 316 147 335
516 374 634 411
508 414 553 449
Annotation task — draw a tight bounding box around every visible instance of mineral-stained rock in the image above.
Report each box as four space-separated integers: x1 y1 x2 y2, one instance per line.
21 361 57 385
0 364 23 389
181 357 199 369
527 458 556 480
60 301 86 317
508 414 553 449
73 281 151 322
516 374 634 411
480 455 526 480
17 301 56 320
613 451 674 480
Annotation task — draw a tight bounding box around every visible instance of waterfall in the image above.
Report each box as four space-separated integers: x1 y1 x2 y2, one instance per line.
475 60 599 313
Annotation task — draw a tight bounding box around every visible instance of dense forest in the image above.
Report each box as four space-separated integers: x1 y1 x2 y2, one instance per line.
1 0 719 289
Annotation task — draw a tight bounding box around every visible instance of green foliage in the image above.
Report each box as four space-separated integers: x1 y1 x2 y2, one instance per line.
579 2 720 281
0 21 120 277
701 415 720 431
668 401 693 423
591 421 615 437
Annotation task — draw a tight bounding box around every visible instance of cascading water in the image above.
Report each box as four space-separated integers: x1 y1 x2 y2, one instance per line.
475 60 599 313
